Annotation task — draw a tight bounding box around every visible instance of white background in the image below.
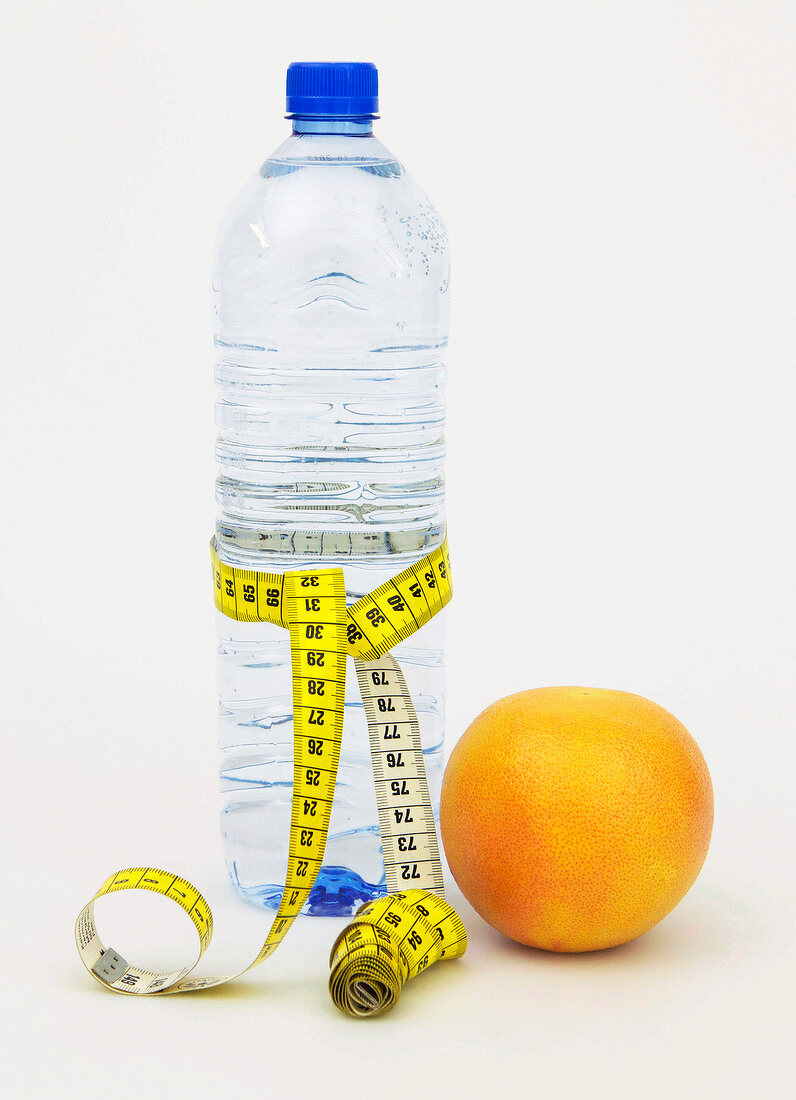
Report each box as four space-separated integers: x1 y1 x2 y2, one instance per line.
2 2 794 1096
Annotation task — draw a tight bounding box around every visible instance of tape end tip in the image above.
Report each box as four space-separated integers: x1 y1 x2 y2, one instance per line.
92 947 128 985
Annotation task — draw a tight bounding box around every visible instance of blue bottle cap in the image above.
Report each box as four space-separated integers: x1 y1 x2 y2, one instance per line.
286 62 379 119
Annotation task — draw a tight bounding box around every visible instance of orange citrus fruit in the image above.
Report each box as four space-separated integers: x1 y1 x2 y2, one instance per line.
440 687 713 952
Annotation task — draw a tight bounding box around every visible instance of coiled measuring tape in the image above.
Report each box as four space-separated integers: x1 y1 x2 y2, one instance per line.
75 537 466 1016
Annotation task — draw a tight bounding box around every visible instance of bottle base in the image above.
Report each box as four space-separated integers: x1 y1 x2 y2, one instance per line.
229 863 389 917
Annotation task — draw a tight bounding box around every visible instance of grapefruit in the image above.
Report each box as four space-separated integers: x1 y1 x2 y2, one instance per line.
440 687 713 952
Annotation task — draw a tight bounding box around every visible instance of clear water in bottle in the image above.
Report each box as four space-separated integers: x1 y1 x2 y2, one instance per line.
213 62 449 916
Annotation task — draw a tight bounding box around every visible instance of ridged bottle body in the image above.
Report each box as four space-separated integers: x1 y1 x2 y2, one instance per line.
213 126 449 915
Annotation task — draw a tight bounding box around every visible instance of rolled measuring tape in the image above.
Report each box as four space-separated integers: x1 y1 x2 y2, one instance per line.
75 536 467 1016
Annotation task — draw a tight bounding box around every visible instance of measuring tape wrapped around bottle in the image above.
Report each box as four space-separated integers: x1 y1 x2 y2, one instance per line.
75 536 466 1017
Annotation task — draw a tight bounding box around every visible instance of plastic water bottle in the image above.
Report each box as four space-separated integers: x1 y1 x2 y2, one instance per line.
213 62 449 916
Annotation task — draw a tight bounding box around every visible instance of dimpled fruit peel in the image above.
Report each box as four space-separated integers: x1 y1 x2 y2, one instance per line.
440 687 713 952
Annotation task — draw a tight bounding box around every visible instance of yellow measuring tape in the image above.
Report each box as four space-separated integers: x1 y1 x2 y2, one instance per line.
75 537 466 1016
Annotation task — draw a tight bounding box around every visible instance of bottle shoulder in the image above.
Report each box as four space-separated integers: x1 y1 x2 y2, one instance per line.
212 131 449 351
213 139 448 289
216 134 445 245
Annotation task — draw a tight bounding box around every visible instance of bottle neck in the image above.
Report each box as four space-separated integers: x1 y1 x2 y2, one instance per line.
290 117 374 137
